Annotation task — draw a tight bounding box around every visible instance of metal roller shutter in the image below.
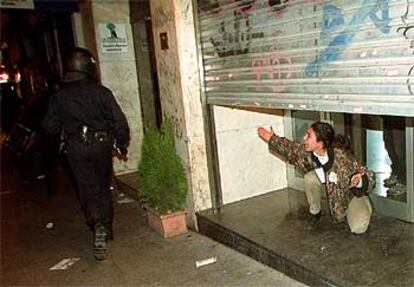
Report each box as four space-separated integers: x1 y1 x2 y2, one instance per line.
196 0 414 116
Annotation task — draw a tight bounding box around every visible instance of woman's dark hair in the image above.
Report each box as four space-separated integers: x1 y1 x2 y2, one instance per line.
310 121 351 151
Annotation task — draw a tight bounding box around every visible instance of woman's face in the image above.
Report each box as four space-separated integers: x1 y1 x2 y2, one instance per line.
303 127 323 152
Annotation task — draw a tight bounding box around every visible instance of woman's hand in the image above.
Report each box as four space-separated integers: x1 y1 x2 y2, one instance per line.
350 173 363 188
257 127 274 143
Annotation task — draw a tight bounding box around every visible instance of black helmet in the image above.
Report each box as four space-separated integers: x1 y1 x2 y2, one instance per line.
61 47 97 83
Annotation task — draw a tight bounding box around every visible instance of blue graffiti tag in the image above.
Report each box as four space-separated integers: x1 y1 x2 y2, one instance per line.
305 0 391 77
322 4 344 38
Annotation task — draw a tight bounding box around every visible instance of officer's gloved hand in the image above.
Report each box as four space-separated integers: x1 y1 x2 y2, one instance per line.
119 146 128 157
113 142 128 161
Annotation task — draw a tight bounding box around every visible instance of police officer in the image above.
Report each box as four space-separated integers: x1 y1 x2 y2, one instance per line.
42 47 130 260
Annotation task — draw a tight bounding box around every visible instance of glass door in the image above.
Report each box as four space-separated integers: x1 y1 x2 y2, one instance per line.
362 116 414 222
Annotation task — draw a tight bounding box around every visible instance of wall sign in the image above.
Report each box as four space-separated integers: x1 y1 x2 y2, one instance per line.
99 22 128 53
0 0 34 9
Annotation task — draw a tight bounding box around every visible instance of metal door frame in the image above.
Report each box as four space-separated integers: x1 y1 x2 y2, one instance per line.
369 117 414 222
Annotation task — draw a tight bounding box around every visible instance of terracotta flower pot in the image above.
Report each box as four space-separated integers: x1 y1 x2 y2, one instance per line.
146 207 187 238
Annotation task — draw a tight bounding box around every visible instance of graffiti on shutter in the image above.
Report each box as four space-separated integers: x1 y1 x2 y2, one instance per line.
196 0 414 116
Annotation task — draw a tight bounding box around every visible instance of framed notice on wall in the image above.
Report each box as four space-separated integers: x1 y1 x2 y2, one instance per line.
0 0 34 9
99 22 128 53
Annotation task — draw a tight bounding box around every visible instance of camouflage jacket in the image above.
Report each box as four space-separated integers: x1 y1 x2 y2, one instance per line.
268 135 375 222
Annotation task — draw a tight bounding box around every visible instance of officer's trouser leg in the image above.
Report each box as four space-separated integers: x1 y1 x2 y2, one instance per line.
304 171 323 215
67 142 113 231
346 196 372 234
94 147 113 232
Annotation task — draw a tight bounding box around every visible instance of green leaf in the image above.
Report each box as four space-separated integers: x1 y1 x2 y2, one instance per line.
138 118 188 214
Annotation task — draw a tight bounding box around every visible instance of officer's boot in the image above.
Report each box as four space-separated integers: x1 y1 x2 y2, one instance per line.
93 223 108 260
101 222 113 241
108 226 114 241
106 225 114 241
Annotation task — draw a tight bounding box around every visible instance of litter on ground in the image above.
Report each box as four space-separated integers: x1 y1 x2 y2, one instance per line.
49 258 81 270
195 256 217 268
117 197 134 204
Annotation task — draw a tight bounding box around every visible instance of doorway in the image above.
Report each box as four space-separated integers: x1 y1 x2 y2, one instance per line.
1 8 74 134
286 111 414 223
130 0 162 130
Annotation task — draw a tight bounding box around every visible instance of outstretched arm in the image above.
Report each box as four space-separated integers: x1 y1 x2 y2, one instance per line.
257 126 313 173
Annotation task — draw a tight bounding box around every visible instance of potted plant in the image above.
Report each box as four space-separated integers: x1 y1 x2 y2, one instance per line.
138 119 188 238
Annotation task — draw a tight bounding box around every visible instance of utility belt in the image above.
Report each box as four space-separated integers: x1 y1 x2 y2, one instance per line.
72 125 113 144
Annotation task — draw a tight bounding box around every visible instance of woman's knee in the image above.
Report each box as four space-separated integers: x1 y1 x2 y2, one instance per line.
347 196 372 234
349 219 370 234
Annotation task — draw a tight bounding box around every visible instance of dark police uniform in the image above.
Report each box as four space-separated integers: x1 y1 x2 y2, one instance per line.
42 47 129 260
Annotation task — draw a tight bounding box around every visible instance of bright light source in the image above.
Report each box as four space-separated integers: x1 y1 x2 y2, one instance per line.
15 72 21 83
0 72 9 84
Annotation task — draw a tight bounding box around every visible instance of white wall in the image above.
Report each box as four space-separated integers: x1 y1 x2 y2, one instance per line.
150 0 212 227
214 106 288 204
